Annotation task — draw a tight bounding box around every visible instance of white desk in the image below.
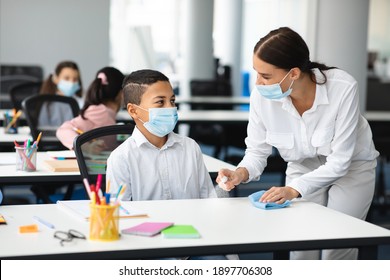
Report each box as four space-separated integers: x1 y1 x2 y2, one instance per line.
1 197 389 259
0 126 32 143
0 152 235 185
0 126 63 152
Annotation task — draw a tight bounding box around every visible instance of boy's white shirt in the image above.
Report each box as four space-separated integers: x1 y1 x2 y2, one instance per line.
106 126 217 200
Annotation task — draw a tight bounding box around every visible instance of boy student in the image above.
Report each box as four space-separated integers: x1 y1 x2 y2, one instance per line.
106 69 229 260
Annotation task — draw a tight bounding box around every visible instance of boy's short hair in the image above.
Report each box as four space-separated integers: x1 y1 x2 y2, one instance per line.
122 69 170 105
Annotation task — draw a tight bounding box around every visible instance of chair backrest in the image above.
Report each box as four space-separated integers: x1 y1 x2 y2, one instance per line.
188 80 233 157
9 81 42 110
22 94 80 149
0 64 43 93
189 79 233 110
73 124 135 190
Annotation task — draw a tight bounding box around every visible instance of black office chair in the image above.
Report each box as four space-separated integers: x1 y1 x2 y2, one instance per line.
73 124 135 195
0 65 43 109
21 94 80 203
22 94 80 150
9 81 42 111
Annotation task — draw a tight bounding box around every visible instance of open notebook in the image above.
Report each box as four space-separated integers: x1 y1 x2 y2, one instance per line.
57 200 148 221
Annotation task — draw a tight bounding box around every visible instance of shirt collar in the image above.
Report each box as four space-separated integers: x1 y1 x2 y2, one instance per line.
280 68 329 114
131 126 184 149
311 68 329 108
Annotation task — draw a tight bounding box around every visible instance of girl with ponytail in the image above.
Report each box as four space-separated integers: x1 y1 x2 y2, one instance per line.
56 66 124 149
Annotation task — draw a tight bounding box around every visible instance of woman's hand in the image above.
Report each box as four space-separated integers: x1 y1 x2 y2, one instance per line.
260 186 300 204
216 167 249 191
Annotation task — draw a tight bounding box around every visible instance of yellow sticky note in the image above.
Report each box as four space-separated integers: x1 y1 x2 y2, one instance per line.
19 224 39 233
0 214 6 224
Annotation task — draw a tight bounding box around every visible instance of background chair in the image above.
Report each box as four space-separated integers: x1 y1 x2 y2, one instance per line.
188 79 233 158
9 81 42 111
22 94 80 151
21 94 80 203
0 64 43 109
73 124 135 195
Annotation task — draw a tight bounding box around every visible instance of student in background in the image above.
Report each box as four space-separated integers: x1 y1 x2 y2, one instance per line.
217 27 379 260
106 70 229 260
38 61 83 126
40 60 83 100
56 66 124 150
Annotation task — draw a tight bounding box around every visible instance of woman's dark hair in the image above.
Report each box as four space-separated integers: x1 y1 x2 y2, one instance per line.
122 69 170 105
40 61 83 97
80 66 124 119
253 27 336 84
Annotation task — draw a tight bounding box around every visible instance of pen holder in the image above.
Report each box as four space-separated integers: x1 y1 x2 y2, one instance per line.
89 203 120 241
3 114 18 134
15 146 37 172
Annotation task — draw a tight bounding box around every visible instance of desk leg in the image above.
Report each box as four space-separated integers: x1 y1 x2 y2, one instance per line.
273 251 289 260
358 246 378 260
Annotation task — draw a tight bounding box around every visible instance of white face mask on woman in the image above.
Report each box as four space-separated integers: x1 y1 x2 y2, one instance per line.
256 70 294 100
136 106 178 137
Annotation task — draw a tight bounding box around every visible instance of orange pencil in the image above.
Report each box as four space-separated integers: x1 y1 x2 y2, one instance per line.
33 132 42 148
5 110 22 131
72 127 84 134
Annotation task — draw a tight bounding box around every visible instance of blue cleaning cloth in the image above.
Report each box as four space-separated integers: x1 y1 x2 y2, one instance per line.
248 190 291 210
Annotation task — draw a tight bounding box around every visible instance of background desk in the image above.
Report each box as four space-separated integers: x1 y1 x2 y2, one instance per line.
0 126 64 152
175 96 250 106
117 109 249 125
0 109 26 125
1 198 390 259
0 152 235 185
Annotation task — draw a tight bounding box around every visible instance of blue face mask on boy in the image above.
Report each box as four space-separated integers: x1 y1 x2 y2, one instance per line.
256 70 294 100
57 80 80 97
136 106 178 137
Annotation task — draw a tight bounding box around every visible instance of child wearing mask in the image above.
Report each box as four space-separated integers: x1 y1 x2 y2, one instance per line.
56 66 124 150
38 61 83 127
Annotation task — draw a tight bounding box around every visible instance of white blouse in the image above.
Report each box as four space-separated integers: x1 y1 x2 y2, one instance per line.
238 68 379 195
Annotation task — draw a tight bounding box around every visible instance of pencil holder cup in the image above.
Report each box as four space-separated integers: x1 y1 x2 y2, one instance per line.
3 114 18 134
15 146 37 172
89 203 120 241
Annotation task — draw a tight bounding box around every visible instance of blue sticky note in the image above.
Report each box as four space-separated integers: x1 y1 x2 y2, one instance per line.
248 190 291 210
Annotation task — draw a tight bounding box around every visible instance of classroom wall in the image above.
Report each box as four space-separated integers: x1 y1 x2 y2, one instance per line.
0 0 110 90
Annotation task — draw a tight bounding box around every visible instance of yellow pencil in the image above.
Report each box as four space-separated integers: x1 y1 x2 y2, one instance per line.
106 180 111 194
72 127 84 134
35 132 42 145
5 110 22 131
